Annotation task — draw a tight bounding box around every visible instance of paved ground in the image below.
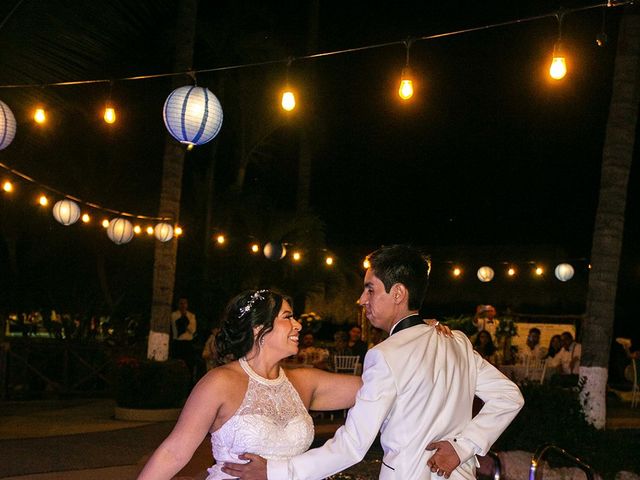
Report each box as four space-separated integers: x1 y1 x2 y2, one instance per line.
0 397 638 479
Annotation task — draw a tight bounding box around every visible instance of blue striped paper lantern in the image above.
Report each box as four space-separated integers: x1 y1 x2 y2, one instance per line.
163 86 223 147
107 218 134 245
0 100 17 150
52 199 81 226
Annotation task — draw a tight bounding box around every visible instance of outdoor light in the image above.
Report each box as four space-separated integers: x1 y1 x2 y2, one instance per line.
133 225 142 234
554 263 574 281
102 219 109 228
281 90 296 111
325 256 334 266
34 107 46 124
81 213 90 223
163 85 223 147
154 222 174 242
0 100 17 150
477 266 495 282
263 242 286 261
535 266 544 276
3 181 13 192
146 226 154 235
363 258 371 269
174 226 183 236
507 267 516 277
549 44 567 80
103 106 116 124
251 243 260 253
452 267 462 277
292 251 301 262
38 195 48 206
107 218 134 245
52 199 81 226
216 234 225 245
398 39 415 100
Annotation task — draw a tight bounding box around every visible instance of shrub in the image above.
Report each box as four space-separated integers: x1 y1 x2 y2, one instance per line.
114 357 191 409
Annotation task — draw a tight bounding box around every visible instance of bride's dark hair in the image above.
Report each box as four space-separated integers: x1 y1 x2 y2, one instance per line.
216 289 290 362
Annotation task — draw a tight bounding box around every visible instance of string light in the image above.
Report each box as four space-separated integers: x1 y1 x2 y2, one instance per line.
174 226 183 236
38 194 48 206
33 107 46 124
398 39 415 101
81 213 90 223
535 266 544 276
325 256 334 266
103 106 116 124
452 267 462 277
146 226 154 235
363 258 371 269
281 58 296 112
3 180 13 192
549 12 567 80
216 234 225 245
251 243 260 253
133 225 142 234
507 267 516 277
102 219 109 228
292 251 302 261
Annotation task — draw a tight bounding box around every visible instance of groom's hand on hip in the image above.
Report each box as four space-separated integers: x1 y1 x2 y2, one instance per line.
426 440 461 478
221 453 267 480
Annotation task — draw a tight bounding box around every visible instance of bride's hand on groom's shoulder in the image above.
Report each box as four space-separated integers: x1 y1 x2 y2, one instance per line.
221 453 267 480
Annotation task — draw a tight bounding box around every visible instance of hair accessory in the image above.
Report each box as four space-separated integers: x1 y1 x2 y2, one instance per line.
238 289 269 318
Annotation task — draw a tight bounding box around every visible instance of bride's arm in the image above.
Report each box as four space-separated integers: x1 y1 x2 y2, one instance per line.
297 368 363 411
137 370 227 480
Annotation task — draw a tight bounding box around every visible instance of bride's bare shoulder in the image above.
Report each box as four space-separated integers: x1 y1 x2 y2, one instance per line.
198 361 245 390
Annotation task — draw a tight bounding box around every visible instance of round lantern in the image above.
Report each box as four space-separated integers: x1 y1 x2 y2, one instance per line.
163 86 223 146
554 263 575 282
477 266 495 283
0 100 17 150
52 199 81 226
107 218 134 245
154 222 174 242
263 242 286 261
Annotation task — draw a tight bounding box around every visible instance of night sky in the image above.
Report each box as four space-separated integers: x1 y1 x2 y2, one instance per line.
0 1 638 333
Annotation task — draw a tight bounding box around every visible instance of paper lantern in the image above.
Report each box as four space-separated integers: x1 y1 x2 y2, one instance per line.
52 199 81 226
154 222 174 242
554 263 574 282
263 242 286 261
107 218 134 245
163 86 223 146
477 266 495 282
0 100 17 150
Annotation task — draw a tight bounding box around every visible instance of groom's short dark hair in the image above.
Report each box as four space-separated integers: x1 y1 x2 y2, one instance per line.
367 244 430 311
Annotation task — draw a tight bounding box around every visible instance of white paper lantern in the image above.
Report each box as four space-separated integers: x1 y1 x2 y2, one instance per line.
554 263 575 282
263 242 286 261
0 100 16 150
477 266 495 282
52 199 81 226
107 218 134 245
154 222 174 242
163 86 223 146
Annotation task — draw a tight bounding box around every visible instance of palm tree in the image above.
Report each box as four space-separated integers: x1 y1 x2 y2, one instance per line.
580 6 640 429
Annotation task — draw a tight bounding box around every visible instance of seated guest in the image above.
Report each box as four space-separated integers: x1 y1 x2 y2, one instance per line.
556 331 582 375
347 325 368 364
297 331 330 369
473 330 498 365
518 327 547 364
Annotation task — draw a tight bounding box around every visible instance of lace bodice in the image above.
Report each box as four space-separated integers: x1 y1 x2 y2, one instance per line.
206 358 314 479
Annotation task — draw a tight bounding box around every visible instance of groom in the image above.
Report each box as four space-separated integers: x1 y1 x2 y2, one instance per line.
223 244 524 480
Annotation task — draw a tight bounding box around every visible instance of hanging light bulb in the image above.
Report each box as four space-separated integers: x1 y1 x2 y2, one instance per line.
398 39 415 101
34 107 46 124
363 258 371 269
251 243 260 253
549 43 567 80
281 90 296 111
38 195 48 206
325 256 334 266
174 226 183 236
3 181 13 192
103 106 116 124
549 12 567 80
292 251 302 262
81 213 90 223
133 225 142 234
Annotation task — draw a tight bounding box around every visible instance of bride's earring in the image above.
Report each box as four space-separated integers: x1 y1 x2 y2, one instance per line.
259 336 265 347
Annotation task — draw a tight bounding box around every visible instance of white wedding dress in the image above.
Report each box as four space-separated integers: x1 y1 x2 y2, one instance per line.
205 357 315 479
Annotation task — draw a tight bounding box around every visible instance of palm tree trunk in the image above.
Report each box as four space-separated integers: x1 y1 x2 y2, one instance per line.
580 6 640 428
147 0 198 361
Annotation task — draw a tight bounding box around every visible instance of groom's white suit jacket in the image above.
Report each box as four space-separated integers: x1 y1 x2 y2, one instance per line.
269 321 524 480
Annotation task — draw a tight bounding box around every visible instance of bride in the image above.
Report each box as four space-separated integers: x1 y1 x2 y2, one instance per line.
138 289 447 479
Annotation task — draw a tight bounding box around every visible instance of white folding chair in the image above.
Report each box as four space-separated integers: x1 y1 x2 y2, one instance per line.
525 357 547 385
333 355 360 375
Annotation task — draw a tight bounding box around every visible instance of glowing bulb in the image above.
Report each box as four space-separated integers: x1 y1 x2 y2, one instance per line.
103 107 116 124
102 219 109 228
398 67 414 100
216 234 225 244
535 267 544 276
251 243 260 253
293 251 301 261
81 213 90 223
174 226 183 236
38 195 48 206
549 44 567 80
281 91 296 111
133 225 142 234
2 181 13 192
325 256 334 266
507 267 516 277
146 226 154 235
34 108 46 124
363 258 371 269
452 267 462 277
